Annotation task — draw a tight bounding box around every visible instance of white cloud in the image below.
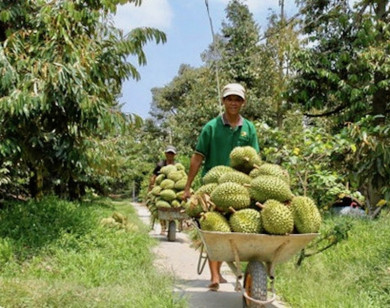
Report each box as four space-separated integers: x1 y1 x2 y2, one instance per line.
113 0 173 32
215 0 280 13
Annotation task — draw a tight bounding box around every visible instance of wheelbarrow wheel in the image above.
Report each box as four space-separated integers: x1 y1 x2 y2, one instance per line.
243 261 267 307
167 220 176 242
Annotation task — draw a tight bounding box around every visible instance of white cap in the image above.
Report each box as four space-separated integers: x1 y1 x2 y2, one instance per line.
222 83 245 100
165 145 177 154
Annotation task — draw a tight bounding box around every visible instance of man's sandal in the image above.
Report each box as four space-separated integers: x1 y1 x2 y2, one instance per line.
208 282 219 291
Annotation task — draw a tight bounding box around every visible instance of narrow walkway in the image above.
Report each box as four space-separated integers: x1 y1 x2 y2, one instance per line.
132 202 289 308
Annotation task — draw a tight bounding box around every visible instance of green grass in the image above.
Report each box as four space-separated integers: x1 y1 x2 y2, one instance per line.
0 196 186 307
275 211 390 308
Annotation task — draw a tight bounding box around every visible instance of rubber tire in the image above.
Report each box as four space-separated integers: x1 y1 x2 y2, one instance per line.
167 220 176 242
242 261 267 307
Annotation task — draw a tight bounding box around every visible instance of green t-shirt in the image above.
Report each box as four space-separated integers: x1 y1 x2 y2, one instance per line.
195 114 260 176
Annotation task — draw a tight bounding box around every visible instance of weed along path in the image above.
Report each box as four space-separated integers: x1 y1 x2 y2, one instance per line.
131 202 288 308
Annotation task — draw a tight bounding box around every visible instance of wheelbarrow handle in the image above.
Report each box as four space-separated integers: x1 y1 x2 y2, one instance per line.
197 244 208 275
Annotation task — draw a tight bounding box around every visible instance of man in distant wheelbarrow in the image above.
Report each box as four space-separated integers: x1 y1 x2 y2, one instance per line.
149 145 177 234
183 83 260 291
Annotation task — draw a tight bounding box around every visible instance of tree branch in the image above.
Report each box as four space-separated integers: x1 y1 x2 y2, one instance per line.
304 103 347 117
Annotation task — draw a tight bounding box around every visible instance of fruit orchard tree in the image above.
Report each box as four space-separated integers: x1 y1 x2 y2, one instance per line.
289 0 390 205
0 0 166 199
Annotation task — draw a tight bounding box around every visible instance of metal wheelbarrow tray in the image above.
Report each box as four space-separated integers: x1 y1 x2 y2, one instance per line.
157 207 189 242
195 226 318 307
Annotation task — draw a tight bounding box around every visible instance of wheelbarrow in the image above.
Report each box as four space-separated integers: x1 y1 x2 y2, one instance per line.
157 206 189 242
195 225 318 307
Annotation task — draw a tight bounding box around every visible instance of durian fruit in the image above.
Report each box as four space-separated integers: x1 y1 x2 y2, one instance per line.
199 211 231 232
151 185 162 196
168 170 187 182
195 183 218 196
290 196 322 233
175 162 185 171
155 174 165 185
184 194 208 218
160 164 177 176
249 175 293 203
176 190 185 200
229 208 262 233
171 199 181 208
174 178 187 190
218 170 252 185
160 189 177 202
260 199 294 235
160 179 175 189
230 146 262 174
112 212 127 224
210 182 251 212
156 200 171 208
203 165 235 184
251 163 290 184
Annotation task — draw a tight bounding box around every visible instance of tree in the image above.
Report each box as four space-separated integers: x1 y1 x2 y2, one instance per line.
217 0 276 121
0 0 166 199
289 0 390 205
264 3 301 128
150 64 220 153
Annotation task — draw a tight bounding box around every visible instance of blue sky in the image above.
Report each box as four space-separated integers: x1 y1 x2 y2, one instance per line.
113 0 299 119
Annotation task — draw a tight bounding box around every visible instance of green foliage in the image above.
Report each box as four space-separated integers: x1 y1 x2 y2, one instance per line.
289 0 389 205
296 216 352 266
276 212 390 307
256 116 357 207
337 115 390 206
0 196 97 260
0 196 185 307
150 65 220 152
0 0 166 199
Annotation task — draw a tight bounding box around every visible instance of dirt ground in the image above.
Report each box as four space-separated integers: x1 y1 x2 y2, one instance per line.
131 202 289 308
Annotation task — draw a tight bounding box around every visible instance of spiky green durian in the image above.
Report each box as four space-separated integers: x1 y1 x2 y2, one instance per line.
184 194 206 218
252 163 290 184
249 175 293 203
171 200 181 208
174 178 187 190
150 185 162 196
199 211 231 232
195 183 218 196
229 146 262 174
156 200 171 208
175 162 185 171
155 174 165 185
229 208 262 233
160 164 177 176
168 170 185 182
203 165 235 184
160 179 175 189
159 189 177 202
210 182 251 211
290 196 322 233
218 170 252 185
260 199 294 235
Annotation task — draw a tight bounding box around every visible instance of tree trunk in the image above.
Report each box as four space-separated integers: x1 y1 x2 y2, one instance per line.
29 164 44 199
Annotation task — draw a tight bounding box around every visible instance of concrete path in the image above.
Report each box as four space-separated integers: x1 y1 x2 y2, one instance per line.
131 202 289 308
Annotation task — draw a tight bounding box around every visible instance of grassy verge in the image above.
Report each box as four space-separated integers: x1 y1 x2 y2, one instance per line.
275 211 390 308
0 196 185 307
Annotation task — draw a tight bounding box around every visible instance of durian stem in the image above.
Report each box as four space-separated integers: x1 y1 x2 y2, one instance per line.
229 206 236 213
209 201 217 212
255 202 264 209
199 195 209 212
253 164 261 169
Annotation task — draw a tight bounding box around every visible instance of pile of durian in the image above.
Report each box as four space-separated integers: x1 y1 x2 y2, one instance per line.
145 163 189 223
184 146 322 235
